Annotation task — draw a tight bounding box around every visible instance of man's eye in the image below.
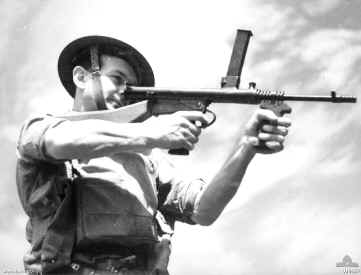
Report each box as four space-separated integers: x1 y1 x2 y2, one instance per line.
109 75 126 86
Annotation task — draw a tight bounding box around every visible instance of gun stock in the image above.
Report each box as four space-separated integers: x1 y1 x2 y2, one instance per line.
58 100 150 122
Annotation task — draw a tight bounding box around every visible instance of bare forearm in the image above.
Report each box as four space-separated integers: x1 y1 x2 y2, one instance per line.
44 111 211 160
191 108 291 226
45 119 152 160
192 138 256 225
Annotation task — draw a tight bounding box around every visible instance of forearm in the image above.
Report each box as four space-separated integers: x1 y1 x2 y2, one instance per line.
44 119 153 160
192 138 256 225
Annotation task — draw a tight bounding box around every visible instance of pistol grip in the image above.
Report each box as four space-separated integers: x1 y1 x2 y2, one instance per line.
257 101 291 150
260 102 292 117
168 148 190 155
167 119 204 156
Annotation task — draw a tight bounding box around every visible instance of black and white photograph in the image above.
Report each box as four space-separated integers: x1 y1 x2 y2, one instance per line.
1 0 360 274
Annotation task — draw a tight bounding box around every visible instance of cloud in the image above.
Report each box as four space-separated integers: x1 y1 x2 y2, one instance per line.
170 166 361 275
301 0 341 16
1 0 361 273
0 0 28 57
165 2 361 274
0 231 29 272
0 124 20 143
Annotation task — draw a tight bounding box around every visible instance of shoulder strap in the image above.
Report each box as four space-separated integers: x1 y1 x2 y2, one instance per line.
41 163 76 271
90 45 107 110
155 211 174 236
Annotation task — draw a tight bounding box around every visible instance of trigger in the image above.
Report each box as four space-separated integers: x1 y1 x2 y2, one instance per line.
204 109 216 127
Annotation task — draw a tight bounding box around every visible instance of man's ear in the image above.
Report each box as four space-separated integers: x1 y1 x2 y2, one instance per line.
73 66 89 89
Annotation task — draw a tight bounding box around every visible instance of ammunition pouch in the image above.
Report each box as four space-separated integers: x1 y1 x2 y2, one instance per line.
25 170 76 274
74 177 159 250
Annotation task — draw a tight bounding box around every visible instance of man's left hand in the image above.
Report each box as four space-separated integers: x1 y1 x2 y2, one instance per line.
243 108 291 154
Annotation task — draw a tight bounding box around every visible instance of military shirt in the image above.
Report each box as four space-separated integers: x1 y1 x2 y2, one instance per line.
16 115 205 269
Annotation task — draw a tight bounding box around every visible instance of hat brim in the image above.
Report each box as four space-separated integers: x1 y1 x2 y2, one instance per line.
58 35 155 97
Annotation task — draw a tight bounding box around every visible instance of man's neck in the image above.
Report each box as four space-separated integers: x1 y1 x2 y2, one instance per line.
73 89 98 112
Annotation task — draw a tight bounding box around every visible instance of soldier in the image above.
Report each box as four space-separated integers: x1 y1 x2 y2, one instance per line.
17 36 291 274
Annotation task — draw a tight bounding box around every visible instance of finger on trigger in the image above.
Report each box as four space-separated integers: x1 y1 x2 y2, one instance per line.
179 111 209 127
194 120 203 128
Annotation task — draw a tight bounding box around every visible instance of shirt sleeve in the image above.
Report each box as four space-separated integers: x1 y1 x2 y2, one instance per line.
17 115 67 162
153 150 206 225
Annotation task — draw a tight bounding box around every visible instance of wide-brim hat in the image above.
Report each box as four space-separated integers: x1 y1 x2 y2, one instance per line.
58 35 155 97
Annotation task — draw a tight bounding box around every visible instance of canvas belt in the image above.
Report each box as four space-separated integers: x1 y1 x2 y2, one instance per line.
69 244 150 270
50 264 152 275
50 255 147 275
70 255 142 273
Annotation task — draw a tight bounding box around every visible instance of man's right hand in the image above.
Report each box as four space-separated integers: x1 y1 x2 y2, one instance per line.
143 111 208 151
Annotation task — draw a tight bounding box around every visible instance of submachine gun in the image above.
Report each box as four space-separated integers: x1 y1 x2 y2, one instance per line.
62 30 357 155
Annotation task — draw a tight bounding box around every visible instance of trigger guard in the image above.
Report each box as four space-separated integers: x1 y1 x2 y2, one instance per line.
204 109 216 128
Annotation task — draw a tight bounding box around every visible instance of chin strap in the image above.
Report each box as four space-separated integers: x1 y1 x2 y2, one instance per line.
89 45 107 110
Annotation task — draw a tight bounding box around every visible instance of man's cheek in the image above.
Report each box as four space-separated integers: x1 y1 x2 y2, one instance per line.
101 76 114 88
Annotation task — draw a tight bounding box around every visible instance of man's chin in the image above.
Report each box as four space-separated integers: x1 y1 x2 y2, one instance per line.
106 101 129 110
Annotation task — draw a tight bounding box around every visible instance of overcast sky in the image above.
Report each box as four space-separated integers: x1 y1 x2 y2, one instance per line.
1 0 361 274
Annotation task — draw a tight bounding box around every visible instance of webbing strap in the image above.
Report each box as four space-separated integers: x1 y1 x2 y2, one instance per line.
90 45 100 72
90 46 107 110
41 180 76 272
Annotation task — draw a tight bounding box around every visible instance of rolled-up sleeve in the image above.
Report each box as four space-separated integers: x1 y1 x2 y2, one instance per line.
17 115 67 162
154 151 206 224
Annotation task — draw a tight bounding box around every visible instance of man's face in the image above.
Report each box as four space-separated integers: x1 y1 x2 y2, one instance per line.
97 54 138 109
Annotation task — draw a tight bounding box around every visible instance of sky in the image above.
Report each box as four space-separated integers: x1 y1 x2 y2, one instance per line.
0 0 361 274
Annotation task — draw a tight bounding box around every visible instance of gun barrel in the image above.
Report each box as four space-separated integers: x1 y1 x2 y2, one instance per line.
125 86 357 104
269 94 357 103
126 86 258 103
